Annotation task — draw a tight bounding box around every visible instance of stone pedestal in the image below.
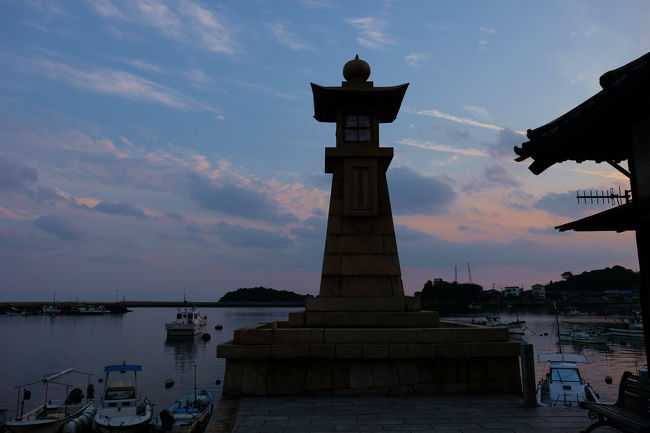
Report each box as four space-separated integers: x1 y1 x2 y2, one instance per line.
216 56 522 396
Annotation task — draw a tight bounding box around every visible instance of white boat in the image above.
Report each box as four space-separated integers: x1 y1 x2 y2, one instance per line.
483 315 526 335
41 305 62 315
5 368 95 433
536 353 600 408
607 318 644 338
559 326 607 344
165 305 207 338
150 389 213 433
94 363 152 433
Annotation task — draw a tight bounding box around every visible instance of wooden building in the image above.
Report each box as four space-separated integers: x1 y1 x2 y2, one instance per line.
514 50 650 359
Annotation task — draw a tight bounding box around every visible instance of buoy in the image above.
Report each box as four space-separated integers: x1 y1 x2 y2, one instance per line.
215 324 223 330
202 333 211 341
605 376 612 384
215 379 221 385
165 379 175 389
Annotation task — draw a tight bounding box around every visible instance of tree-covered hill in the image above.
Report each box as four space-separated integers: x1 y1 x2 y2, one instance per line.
545 265 639 293
218 287 311 303
414 280 484 313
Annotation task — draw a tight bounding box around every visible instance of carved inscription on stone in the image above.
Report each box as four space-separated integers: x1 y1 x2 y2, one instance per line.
344 159 377 216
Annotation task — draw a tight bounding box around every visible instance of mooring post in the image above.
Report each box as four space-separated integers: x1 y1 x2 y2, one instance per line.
520 342 537 407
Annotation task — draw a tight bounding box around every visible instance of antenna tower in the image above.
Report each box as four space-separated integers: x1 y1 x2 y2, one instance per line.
454 266 457 283
576 186 631 206
467 262 472 284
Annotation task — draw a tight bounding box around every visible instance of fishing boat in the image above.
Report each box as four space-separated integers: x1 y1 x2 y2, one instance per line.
559 326 607 344
536 353 600 407
607 317 644 338
5 368 95 433
165 303 207 338
482 315 526 335
94 363 152 433
150 390 213 433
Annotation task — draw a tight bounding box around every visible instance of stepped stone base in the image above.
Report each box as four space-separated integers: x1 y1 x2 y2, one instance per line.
217 317 522 396
221 357 521 396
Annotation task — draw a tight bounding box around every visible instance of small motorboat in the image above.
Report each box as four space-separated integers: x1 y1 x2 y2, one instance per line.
150 389 213 433
165 302 207 338
94 363 152 433
607 318 644 338
5 368 95 433
559 326 607 344
536 353 600 408
482 315 526 335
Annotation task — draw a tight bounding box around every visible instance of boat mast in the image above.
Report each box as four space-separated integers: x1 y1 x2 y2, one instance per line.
553 302 562 355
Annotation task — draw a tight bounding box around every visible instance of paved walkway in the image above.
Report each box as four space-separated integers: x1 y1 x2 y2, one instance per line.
207 394 617 433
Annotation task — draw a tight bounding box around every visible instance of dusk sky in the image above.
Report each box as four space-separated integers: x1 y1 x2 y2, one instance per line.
1 1 648 301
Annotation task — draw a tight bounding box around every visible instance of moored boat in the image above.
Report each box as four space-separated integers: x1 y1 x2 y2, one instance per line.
5 368 95 433
149 389 213 433
165 305 207 338
559 326 607 344
482 315 526 335
536 353 600 408
607 318 644 338
94 363 152 433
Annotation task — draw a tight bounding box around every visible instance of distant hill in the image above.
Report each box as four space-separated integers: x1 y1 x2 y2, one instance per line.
546 265 640 293
218 287 312 303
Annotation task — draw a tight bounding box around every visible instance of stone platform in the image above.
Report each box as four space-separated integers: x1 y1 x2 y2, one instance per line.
217 317 521 396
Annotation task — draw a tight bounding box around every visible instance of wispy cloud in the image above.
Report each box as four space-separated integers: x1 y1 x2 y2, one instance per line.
89 0 237 55
398 138 488 157
406 107 526 134
266 21 312 51
123 58 163 73
184 69 211 86
182 0 236 54
346 17 395 50
479 26 496 35
571 168 629 181
228 79 296 100
405 52 426 68
33 58 208 110
463 105 489 120
87 0 127 19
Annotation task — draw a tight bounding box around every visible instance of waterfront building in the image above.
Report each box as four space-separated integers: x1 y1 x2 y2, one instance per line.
532 284 546 300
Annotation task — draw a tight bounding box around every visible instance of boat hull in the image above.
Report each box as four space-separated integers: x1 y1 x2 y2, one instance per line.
150 390 213 433
558 334 608 344
165 325 203 337
607 328 644 338
6 401 95 433
93 412 152 433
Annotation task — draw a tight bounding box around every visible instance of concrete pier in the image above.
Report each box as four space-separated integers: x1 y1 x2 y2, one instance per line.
207 394 616 433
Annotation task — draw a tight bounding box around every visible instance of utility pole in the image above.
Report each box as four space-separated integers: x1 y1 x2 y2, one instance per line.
454 266 457 283
467 263 472 284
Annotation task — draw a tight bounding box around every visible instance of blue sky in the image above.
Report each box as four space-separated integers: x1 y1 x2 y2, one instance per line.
1 0 648 301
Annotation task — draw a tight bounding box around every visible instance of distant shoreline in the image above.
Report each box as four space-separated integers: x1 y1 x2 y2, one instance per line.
0 300 305 313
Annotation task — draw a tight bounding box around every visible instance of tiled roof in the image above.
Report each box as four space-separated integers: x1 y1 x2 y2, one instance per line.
311 83 409 123
514 50 650 175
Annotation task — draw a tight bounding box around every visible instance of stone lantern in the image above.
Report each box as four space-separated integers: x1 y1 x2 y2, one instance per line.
308 55 411 308
217 56 521 396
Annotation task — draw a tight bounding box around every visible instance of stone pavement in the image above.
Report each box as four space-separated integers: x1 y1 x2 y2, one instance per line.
208 394 618 433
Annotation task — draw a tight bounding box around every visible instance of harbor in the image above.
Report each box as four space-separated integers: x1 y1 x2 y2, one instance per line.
0 308 645 432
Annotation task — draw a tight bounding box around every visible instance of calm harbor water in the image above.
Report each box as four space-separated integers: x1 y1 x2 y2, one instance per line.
0 308 646 417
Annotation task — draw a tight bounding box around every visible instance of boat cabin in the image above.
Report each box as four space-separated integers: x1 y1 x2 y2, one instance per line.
105 380 136 402
548 362 583 383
